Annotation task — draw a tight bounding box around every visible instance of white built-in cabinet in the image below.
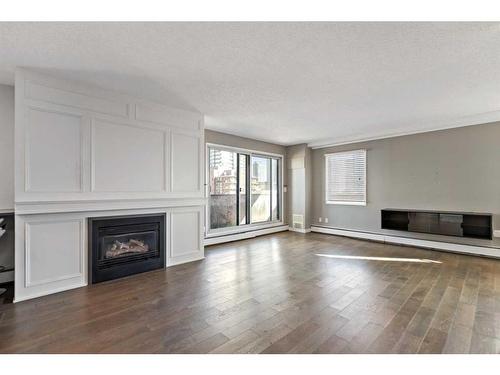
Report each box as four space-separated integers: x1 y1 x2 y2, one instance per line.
14 69 205 302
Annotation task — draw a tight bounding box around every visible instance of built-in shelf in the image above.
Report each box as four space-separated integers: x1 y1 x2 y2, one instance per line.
381 209 492 240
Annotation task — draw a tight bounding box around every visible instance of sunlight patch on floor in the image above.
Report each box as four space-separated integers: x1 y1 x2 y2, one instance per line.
315 253 442 264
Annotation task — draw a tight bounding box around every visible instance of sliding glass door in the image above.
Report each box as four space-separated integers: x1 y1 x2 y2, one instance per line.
238 154 249 225
208 146 281 233
250 156 271 223
208 148 237 229
271 158 280 221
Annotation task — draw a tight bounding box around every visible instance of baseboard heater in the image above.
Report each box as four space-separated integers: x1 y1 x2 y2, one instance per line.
205 225 289 246
311 225 499 259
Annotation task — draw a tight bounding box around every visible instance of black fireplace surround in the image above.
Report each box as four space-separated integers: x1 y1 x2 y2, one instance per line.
88 214 166 283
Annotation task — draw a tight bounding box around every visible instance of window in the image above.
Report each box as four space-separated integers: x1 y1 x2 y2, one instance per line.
325 149 366 205
251 156 271 223
208 146 282 232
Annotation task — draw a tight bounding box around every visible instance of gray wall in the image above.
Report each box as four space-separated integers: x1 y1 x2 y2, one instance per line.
0 85 14 212
205 129 288 224
286 144 312 229
311 122 500 247
0 84 14 283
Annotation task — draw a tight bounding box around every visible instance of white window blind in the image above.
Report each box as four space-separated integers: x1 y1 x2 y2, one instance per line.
325 149 366 205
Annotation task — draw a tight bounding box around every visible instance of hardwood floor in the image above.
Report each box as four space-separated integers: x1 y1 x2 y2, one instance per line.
1 231 499 353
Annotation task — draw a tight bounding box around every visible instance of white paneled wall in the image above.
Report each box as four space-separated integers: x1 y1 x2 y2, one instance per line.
14 69 205 302
15 69 204 204
169 206 204 266
91 119 166 192
20 216 85 290
171 132 201 193
25 108 83 193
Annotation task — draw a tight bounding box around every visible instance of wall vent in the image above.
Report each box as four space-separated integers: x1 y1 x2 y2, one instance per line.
292 214 304 229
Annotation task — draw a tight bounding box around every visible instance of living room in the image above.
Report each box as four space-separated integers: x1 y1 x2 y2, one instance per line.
1 1 500 373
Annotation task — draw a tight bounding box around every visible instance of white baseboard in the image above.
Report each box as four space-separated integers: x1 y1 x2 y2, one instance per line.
312 226 384 242
288 227 311 234
311 225 500 259
14 281 87 303
205 225 289 246
168 255 205 267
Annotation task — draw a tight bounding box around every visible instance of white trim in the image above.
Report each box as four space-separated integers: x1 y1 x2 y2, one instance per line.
168 253 205 266
168 206 205 266
324 149 367 158
311 225 500 259
205 221 285 238
308 110 500 149
14 281 87 303
205 128 288 148
204 225 288 246
24 219 84 287
23 106 85 194
288 227 311 234
326 201 367 206
311 226 385 242
14 197 207 215
206 142 284 159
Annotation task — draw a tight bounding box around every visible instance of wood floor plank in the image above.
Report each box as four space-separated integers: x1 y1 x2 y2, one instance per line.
261 319 321 353
1 231 499 354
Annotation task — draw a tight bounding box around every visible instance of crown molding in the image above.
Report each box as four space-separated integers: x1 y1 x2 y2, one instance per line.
308 110 500 149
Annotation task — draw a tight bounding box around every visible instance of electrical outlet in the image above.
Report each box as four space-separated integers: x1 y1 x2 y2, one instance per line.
494 230 500 238
324 218 329 224
318 217 322 223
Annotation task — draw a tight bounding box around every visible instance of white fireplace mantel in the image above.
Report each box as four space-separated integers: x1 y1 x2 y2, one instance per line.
15 197 207 215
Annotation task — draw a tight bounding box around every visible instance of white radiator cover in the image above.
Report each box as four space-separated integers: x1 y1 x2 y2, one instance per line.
14 69 206 302
292 214 304 229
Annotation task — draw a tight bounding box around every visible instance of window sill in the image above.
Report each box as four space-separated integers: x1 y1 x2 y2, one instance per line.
326 201 366 206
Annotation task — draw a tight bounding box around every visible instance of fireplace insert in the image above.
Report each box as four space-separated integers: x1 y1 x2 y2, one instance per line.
88 214 166 283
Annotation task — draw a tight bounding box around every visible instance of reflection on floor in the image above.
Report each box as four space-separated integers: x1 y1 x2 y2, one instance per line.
315 253 443 264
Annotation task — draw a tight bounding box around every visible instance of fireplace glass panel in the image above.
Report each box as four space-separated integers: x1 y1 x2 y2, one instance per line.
100 230 158 260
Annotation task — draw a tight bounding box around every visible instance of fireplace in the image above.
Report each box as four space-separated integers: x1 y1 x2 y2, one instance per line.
88 214 166 283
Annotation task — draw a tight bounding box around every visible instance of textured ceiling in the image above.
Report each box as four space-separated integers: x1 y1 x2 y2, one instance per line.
1 22 500 146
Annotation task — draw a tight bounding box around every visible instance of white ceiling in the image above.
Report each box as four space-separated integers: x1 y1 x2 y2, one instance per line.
1 22 500 146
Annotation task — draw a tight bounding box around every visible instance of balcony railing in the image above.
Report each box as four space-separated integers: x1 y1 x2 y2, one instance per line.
209 193 275 229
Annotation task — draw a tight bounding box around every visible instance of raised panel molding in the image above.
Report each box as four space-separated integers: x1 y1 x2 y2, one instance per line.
90 119 166 193
24 219 84 287
135 102 201 131
171 132 201 193
25 80 129 118
25 107 83 193
169 207 204 265
16 68 204 203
